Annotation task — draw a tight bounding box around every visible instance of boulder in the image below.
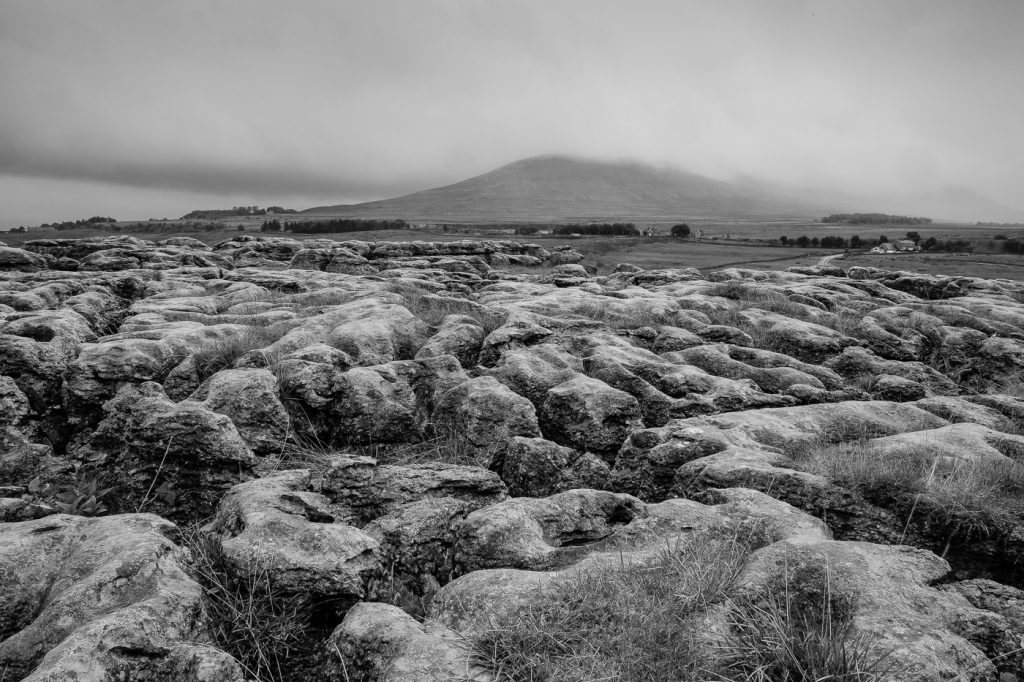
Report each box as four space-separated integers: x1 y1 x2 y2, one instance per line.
321 456 507 521
0 247 49 272
500 436 611 497
205 470 381 607
190 368 290 456
415 317 486 368
329 602 490 682
431 376 541 466
74 382 256 521
454 489 648 571
871 373 929 401
540 376 643 458
0 514 243 681
325 303 433 365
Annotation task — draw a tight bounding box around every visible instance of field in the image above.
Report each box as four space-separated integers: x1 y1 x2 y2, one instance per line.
841 251 1024 279
4 221 1023 279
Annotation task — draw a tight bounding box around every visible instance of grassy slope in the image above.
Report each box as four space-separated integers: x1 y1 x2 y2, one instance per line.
304 156 826 221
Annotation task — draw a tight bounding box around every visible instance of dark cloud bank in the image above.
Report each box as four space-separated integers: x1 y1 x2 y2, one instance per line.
1 0 1022 227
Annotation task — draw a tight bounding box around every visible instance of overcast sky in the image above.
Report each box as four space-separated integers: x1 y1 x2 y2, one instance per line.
1 0 1022 228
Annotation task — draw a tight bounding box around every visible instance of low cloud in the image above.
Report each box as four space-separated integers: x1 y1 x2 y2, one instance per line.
1 0 1022 226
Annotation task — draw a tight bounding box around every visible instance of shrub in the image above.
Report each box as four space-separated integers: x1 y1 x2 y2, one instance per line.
25 475 114 516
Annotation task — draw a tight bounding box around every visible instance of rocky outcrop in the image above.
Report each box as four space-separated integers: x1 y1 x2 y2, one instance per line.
0 513 242 681
5 237 1024 679
540 376 643 457
73 382 256 521
500 436 610 497
205 470 381 610
188 368 290 456
329 602 491 682
0 247 49 272
454 489 648 571
431 376 540 466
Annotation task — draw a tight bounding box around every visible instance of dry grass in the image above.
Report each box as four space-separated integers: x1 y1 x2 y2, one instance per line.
271 430 485 472
191 322 297 380
699 282 877 350
181 527 312 682
995 377 1024 399
698 305 793 354
720 566 894 682
385 281 507 333
465 523 891 682
467 527 755 682
790 438 1024 536
565 300 681 329
704 282 818 321
817 308 864 337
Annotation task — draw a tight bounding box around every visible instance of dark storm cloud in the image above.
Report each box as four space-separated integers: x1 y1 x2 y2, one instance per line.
0 151 433 201
1 0 1022 226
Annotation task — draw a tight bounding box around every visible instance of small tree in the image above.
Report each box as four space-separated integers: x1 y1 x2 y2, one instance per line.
850 235 864 248
671 223 691 238
905 231 921 244
779 236 789 246
794 235 810 248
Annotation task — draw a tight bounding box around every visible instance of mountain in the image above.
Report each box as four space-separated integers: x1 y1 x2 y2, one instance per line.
305 156 829 221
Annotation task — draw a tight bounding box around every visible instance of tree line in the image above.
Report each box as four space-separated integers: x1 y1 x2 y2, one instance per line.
551 223 639 236
999 238 1024 254
821 213 932 226
779 232 972 252
183 206 297 219
262 218 408 234
41 216 117 230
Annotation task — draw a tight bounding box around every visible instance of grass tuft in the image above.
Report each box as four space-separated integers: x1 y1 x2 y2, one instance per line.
565 300 683 330
270 430 485 472
467 526 766 682
720 566 894 681
181 527 313 682
191 322 297 381
790 439 1024 537
386 282 507 333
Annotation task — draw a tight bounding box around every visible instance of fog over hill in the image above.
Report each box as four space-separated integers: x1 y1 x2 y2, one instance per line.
306 156 1024 223
305 156 833 221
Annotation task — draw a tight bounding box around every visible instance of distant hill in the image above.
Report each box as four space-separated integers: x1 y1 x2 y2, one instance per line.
305 156 828 221
736 177 1024 225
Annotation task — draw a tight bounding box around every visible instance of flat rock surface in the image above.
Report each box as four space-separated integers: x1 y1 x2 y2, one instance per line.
2 236 1024 680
